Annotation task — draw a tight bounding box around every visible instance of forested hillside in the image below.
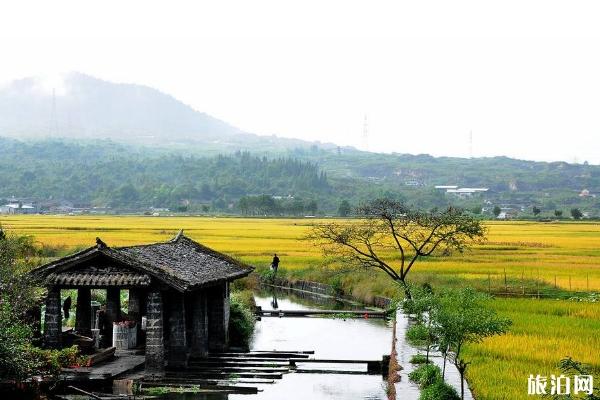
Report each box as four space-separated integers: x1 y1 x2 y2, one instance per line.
1 137 599 216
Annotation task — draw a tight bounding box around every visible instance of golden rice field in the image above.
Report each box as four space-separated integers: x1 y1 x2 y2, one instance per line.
2 215 599 399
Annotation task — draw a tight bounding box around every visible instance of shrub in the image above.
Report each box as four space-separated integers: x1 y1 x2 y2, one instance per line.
419 381 460 400
27 345 84 377
228 291 256 348
406 323 429 346
409 354 430 364
408 364 442 388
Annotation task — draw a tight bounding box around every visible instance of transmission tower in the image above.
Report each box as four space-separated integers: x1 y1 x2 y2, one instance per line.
51 89 59 136
469 131 473 158
362 114 369 151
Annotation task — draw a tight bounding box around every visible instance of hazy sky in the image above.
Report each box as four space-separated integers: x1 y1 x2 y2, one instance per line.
1 1 600 163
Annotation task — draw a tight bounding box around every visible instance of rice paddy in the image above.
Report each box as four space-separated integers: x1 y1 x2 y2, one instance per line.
2 215 599 399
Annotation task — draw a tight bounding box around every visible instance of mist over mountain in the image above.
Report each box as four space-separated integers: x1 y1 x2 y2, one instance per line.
0 72 336 151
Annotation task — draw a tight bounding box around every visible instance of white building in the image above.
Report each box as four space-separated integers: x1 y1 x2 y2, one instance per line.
0 203 37 214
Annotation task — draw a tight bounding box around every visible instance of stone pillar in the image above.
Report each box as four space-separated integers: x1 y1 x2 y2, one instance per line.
191 291 208 357
44 286 61 348
145 290 165 378
105 288 121 342
168 291 188 367
75 288 92 337
207 282 229 352
128 288 144 345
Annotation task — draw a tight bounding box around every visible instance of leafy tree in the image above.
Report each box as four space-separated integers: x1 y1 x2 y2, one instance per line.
533 206 541 217
306 200 318 215
571 208 584 220
0 229 39 379
432 288 511 399
555 209 563 218
493 206 502 217
309 199 486 298
338 200 352 217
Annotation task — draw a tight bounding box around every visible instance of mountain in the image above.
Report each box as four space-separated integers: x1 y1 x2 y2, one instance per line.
0 73 337 152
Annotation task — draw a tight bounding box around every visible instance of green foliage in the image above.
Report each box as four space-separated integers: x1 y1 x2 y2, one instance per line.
27 345 83 377
571 208 584 220
338 200 352 217
3 137 600 215
228 291 256 349
409 363 460 400
410 354 431 364
419 381 461 400
406 323 430 346
408 363 442 388
0 302 35 379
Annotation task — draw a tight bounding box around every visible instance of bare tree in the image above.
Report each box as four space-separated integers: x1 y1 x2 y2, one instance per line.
308 199 486 298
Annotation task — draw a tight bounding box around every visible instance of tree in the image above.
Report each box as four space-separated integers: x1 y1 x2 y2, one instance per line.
306 200 318 215
493 206 501 218
554 209 563 218
0 229 40 380
402 284 439 363
532 206 541 217
432 288 511 399
571 208 584 220
309 199 486 298
338 200 352 217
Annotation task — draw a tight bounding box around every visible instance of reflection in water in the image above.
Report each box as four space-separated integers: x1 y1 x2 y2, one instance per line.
270 289 279 310
160 288 392 400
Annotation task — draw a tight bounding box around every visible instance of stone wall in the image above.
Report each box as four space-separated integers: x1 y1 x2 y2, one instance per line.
145 290 165 377
43 286 61 348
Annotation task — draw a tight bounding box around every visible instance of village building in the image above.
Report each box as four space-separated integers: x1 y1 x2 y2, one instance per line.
31 231 253 377
0 202 37 214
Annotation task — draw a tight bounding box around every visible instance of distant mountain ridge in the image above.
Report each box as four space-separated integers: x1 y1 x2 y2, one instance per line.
0 72 339 151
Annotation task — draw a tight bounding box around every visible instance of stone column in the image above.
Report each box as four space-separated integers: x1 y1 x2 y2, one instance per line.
145 290 165 378
207 282 229 352
43 286 61 348
105 288 121 342
168 291 188 367
75 288 92 337
191 291 208 357
128 288 144 345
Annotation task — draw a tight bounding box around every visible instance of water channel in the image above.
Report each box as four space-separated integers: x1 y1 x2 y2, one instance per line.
161 286 396 400
157 286 472 400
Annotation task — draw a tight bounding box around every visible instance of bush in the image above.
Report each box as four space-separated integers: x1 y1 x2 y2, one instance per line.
406 323 429 346
419 381 460 400
0 303 36 380
27 345 84 377
228 291 256 348
409 354 431 364
408 364 442 388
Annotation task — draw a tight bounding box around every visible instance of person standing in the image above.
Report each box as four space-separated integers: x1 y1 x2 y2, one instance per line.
271 254 280 274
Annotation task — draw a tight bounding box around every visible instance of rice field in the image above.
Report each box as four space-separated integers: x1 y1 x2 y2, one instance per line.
2 215 599 399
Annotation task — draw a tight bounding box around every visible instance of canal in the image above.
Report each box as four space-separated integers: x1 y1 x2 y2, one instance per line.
160 286 395 400
159 286 472 400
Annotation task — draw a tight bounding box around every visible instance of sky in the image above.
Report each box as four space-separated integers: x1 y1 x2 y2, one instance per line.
1 1 600 163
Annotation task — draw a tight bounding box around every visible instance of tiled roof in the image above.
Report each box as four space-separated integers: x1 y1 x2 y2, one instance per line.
31 231 253 291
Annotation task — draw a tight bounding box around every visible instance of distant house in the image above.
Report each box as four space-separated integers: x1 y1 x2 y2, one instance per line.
446 188 489 198
497 208 519 220
0 203 37 214
435 185 458 190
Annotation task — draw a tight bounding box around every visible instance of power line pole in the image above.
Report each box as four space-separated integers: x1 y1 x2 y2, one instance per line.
362 114 369 151
51 88 59 136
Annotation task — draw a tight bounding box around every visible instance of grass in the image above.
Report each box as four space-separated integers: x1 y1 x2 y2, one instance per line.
2 215 600 399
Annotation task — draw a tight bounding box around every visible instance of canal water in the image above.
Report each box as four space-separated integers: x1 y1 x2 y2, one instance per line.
155 286 474 400
235 287 392 400
158 287 470 400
